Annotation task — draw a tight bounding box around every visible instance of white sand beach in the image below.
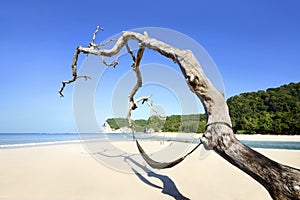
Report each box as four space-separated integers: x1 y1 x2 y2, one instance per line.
0 135 299 200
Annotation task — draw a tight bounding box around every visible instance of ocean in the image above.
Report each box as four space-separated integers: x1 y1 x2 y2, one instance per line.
0 133 300 150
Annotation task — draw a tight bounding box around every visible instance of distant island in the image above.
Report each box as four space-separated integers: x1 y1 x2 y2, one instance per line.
104 82 300 135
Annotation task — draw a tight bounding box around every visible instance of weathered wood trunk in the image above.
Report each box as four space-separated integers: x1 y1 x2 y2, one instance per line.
61 29 300 200
204 125 300 200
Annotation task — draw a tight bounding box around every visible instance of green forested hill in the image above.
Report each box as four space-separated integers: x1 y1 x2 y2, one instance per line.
162 114 206 133
106 82 300 134
227 82 300 134
106 114 207 133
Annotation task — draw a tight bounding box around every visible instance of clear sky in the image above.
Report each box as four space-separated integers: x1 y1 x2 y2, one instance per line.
0 0 299 133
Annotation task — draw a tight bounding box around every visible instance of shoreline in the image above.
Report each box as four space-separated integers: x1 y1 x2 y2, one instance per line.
155 132 300 142
235 134 300 141
1 133 300 150
0 139 82 150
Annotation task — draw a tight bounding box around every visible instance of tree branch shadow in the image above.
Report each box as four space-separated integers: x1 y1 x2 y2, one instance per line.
96 149 190 200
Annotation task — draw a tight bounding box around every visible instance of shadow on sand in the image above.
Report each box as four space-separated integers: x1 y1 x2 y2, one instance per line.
96 149 190 200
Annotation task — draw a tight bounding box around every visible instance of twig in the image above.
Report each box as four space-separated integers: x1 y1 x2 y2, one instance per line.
145 101 166 121
87 26 103 59
101 55 120 68
59 75 91 97
89 25 104 48
59 47 92 97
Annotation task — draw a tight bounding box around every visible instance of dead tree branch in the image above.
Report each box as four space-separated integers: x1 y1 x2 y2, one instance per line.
125 44 145 133
61 27 300 200
59 27 118 97
144 100 166 121
101 55 120 68
58 47 92 97
126 42 165 134
89 25 104 48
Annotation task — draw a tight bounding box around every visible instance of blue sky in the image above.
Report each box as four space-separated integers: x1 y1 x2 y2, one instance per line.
0 0 299 133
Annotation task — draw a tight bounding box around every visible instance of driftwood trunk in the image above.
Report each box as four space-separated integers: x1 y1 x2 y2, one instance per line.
206 126 300 200
60 30 300 200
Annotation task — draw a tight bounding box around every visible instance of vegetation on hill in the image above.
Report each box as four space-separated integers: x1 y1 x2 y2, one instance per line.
106 118 148 132
162 114 206 133
227 82 300 134
106 82 300 135
106 114 207 133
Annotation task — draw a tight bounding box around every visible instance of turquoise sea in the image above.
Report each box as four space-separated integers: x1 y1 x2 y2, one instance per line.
0 133 300 150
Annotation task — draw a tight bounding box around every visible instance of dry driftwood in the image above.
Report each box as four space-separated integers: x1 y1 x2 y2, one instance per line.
60 27 300 200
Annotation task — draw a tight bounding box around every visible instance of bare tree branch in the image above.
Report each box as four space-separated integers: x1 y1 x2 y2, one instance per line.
101 55 120 68
59 75 91 97
125 44 145 134
63 31 220 121
127 94 151 132
145 100 166 121
89 25 104 48
125 43 136 62
95 39 117 48
128 47 145 101
59 26 117 97
125 41 165 134
58 47 92 97
136 140 201 169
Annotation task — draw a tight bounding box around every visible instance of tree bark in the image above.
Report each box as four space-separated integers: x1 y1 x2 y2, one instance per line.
61 30 300 200
206 125 300 200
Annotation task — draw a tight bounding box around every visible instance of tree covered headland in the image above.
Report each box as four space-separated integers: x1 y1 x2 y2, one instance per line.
227 82 300 134
106 82 300 135
106 114 207 133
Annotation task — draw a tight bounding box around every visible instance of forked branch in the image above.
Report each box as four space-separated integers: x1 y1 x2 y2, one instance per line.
126 45 145 131
125 43 165 133
59 27 118 97
58 47 92 97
